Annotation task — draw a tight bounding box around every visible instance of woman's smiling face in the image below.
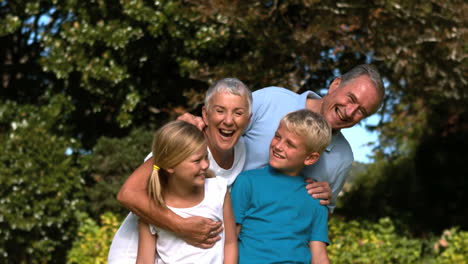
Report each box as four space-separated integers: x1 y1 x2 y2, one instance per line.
202 91 251 154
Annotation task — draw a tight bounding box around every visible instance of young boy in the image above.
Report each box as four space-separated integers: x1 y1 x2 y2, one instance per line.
231 109 332 264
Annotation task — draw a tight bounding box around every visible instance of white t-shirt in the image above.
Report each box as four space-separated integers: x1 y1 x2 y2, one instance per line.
150 177 227 264
207 137 246 188
108 141 245 263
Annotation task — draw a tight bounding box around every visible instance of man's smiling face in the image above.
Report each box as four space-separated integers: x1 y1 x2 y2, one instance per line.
321 75 381 131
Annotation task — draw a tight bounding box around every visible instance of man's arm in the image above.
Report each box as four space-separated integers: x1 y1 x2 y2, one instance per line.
309 241 330 264
117 157 222 248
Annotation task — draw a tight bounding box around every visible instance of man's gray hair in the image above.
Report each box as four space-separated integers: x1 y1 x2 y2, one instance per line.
204 78 253 114
339 64 385 108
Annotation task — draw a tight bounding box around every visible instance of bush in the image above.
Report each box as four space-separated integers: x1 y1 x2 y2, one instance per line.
65 212 468 264
433 227 468 264
66 212 120 264
328 217 423 263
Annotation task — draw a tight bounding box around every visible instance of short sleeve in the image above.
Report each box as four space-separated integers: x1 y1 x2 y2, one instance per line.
144 152 153 162
230 172 253 224
149 224 158 235
308 204 330 245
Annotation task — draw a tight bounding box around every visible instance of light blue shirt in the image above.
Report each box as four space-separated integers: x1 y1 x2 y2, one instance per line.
231 166 329 264
242 87 354 212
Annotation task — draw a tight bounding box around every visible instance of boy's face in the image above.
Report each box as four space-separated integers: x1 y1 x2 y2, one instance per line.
269 122 317 176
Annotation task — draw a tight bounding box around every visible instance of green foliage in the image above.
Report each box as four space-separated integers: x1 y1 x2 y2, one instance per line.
66 212 120 264
339 118 468 234
82 126 154 220
329 217 468 263
434 228 468 264
66 213 468 263
0 14 22 36
328 217 422 263
0 95 85 263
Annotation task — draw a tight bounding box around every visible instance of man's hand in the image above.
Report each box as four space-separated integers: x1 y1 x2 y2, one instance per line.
177 113 206 131
305 178 331 206
178 216 223 249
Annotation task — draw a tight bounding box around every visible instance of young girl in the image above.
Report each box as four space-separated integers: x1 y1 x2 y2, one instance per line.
112 121 237 264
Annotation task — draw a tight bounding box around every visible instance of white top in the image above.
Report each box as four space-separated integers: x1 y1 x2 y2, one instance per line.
207 137 246 188
108 141 245 263
150 177 227 264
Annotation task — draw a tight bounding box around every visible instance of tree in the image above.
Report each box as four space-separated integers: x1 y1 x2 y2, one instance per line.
0 95 85 263
82 127 153 220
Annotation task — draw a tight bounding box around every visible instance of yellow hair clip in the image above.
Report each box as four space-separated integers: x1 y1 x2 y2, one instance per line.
153 165 160 171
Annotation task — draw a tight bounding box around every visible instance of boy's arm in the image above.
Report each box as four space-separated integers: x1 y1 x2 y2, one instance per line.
136 220 156 264
117 157 222 248
236 224 242 237
309 241 329 264
308 200 330 264
222 192 238 264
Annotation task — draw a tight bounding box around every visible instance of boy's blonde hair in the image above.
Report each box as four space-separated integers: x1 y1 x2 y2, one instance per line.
280 109 332 154
148 121 206 206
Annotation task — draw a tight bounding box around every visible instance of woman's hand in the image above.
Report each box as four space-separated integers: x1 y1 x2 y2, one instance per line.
178 216 223 248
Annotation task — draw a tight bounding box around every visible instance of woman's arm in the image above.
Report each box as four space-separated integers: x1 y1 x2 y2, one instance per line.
117 157 222 248
222 192 238 264
309 241 329 264
136 220 156 264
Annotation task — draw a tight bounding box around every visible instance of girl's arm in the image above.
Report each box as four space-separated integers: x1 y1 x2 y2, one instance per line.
309 241 330 264
117 157 222 248
136 220 156 264
222 192 238 264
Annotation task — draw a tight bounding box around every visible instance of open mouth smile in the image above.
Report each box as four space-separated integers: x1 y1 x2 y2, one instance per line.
219 129 235 138
272 151 285 159
336 107 349 122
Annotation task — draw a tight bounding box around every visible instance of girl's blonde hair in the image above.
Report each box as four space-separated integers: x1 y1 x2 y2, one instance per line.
148 120 206 206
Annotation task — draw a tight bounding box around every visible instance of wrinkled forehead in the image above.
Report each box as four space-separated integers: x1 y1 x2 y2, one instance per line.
207 90 250 107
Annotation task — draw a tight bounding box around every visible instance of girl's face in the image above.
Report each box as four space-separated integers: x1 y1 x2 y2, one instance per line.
168 144 210 187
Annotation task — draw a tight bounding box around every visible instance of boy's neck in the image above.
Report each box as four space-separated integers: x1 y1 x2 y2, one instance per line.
273 166 304 177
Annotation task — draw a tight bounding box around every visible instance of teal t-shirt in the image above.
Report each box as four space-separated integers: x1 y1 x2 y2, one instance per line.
231 166 329 264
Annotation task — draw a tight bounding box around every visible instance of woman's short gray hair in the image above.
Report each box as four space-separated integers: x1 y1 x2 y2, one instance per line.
204 78 253 114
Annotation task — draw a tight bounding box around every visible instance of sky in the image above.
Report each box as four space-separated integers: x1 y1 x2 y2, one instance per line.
340 115 380 163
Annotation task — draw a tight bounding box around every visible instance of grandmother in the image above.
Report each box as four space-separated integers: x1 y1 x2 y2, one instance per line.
109 78 252 260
